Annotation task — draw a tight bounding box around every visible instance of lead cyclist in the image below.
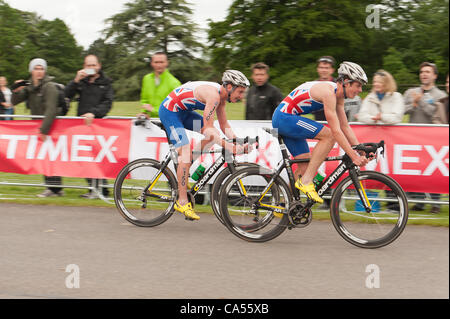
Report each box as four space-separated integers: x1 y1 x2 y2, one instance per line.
272 61 372 204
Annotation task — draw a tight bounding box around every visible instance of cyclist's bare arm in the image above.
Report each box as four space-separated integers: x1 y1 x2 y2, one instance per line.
311 83 362 164
216 102 236 140
336 99 359 146
195 86 234 151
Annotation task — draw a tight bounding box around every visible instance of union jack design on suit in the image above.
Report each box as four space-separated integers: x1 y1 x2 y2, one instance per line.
163 88 196 112
279 89 311 115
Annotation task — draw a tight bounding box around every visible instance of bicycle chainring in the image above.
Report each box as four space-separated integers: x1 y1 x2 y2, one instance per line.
288 201 312 228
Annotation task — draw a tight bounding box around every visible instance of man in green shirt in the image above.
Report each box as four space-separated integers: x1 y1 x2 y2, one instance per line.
140 52 181 118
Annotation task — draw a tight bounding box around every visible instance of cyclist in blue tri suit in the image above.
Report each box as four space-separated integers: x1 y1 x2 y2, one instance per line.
159 70 251 221
272 62 371 203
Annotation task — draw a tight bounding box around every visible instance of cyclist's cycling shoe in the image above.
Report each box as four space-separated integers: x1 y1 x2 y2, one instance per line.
174 201 200 221
295 179 324 204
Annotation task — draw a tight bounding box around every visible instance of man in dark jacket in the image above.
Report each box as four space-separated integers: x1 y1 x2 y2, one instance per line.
11 58 64 197
245 62 283 120
65 54 114 198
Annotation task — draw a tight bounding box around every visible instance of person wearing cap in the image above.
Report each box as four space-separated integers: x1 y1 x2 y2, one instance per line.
139 52 181 118
272 62 371 203
403 62 447 214
11 58 64 198
158 71 251 221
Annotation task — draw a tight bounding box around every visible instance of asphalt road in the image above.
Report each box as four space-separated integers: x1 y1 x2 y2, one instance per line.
0 203 448 299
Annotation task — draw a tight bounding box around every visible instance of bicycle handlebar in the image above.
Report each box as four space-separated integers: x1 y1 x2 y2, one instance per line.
135 117 259 149
352 140 385 158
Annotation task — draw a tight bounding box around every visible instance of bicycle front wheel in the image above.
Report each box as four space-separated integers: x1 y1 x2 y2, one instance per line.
219 167 291 242
330 171 408 248
114 158 177 227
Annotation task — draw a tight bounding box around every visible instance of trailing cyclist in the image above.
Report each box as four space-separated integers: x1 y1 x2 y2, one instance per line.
158 71 251 221
272 61 370 204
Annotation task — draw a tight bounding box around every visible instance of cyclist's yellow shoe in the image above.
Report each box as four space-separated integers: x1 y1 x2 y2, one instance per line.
295 179 324 204
174 201 200 221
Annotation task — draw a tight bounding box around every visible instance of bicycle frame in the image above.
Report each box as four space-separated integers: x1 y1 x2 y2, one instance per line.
253 139 375 214
143 144 242 202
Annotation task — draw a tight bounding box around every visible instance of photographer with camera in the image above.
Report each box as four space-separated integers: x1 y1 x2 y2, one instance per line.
11 58 64 197
65 54 114 198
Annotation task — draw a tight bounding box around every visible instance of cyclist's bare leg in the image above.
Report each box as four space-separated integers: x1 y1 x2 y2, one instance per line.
176 144 192 206
192 132 215 162
293 153 310 180
300 127 335 185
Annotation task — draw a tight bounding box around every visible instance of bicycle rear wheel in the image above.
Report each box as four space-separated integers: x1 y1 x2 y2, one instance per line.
211 162 260 226
219 167 291 242
330 171 408 248
114 158 177 227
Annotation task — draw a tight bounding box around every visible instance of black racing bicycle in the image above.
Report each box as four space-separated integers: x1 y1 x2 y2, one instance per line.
218 128 409 248
114 119 258 227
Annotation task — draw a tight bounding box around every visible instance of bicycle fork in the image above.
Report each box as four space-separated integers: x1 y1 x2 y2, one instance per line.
348 168 373 213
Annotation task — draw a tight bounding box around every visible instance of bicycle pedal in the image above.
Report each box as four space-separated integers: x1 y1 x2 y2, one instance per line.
185 216 195 221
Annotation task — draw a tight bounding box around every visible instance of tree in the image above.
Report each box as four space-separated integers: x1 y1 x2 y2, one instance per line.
97 0 209 100
380 0 449 82
104 0 204 58
0 1 83 84
208 0 380 94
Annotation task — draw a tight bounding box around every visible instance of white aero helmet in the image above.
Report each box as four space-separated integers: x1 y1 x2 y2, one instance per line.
222 70 250 88
338 61 368 85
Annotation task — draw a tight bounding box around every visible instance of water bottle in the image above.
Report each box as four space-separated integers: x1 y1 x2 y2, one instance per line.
313 166 326 190
191 164 206 181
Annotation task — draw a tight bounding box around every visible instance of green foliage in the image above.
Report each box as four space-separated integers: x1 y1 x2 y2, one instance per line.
0 1 83 84
93 0 211 100
209 0 448 93
380 0 449 81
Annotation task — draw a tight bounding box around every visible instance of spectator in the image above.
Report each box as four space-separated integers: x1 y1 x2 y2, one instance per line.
140 52 181 118
357 70 405 124
404 62 447 124
245 62 283 120
403 62 447 213
433 73 449 124
65 54 114 199
11 58 63 197
0 76 13 120
312 56 336 121
344 96 362 122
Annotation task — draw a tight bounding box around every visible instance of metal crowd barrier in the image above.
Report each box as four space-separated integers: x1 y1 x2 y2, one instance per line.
0 115 448 207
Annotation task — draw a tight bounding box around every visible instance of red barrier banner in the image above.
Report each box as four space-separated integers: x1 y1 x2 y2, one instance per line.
0 119 131 179
0 119 448 194
317 125 449 194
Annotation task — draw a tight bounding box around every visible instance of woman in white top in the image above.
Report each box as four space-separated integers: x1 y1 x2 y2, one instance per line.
0 76 13 120
357 70 405 124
